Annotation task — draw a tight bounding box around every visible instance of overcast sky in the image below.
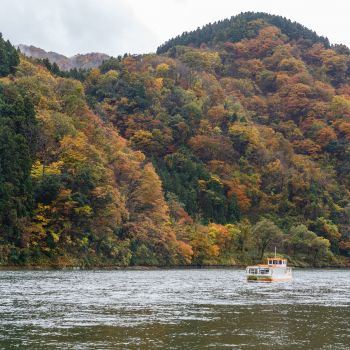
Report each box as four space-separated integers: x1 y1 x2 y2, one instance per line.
0 0 348 57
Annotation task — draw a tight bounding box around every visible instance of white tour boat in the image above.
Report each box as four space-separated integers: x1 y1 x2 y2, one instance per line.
246 256 292 282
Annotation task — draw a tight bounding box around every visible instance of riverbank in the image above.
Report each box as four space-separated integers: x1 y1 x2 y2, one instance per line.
1 246 349 270
1 262 349 271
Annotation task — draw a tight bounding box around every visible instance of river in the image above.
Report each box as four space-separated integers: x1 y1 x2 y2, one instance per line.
0 269 349 349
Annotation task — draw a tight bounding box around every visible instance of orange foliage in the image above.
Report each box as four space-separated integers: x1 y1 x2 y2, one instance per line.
339 239 350 254
316 127 337 146
233 26 285 59
188 135 234 161
207 105 230 125
176 241 193 264
334 121 350 140
279 83 312 119
227 180 251 213
293 139 321 155
208 223 231 251
337 84 350 96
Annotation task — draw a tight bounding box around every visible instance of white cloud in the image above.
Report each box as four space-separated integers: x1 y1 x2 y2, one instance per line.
0 0 156 56
128 0 350 50
0 0 349 56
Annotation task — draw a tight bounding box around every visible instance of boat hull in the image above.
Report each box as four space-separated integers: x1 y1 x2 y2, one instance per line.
247 275 292 282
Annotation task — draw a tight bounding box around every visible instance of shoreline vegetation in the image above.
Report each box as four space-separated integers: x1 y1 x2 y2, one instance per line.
2 13 350 269
1 263 350 270
1 250 349 270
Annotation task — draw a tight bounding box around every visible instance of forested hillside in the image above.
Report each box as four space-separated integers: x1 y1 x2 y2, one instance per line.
2 13 350 267
1 35 190 267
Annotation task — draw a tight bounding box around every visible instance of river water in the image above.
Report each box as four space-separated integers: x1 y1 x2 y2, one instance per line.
0 269 349 349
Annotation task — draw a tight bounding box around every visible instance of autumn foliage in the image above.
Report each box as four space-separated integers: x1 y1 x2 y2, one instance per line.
2 12 350 267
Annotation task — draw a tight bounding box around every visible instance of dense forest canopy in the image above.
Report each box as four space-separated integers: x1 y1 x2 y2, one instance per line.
2 12 350 267
157 12 330 54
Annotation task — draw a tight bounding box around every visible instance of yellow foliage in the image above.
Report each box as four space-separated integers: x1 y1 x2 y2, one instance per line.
229 123 260 148
266 159 283 174
74 205 93 217
181 48 221 72
60 132 89 163
86 68 101 85
156 63 170 74
31 160 64 178
154 77 163 90
331 95 350 118
50 231 60 243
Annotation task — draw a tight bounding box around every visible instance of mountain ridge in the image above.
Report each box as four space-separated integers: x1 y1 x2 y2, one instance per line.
18 44 110 71
157 11 331 54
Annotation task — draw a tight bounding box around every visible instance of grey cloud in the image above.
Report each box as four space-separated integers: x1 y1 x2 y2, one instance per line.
0 0 157 56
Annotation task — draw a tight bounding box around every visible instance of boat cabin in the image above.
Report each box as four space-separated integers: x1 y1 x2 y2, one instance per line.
267 258 287 267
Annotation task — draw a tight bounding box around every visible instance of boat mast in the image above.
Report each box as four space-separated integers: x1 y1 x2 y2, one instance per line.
274 246 276 258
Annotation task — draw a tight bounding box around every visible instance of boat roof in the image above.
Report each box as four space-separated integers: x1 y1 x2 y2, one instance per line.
247 264 287 268
246 257 289 269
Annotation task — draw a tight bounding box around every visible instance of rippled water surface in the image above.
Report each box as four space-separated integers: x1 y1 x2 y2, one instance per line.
0 269 350 349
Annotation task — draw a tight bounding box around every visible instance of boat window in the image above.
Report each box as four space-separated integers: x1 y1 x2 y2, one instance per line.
260 269 270 275
267 259 288 266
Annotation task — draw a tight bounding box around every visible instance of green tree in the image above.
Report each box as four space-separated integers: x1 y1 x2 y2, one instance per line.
0 84 37 244
0 33 19 77
286 225 332 265
252 219 283 261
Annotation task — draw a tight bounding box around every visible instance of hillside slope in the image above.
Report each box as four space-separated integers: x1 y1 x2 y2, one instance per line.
1 39 190 267
86 13 350 265
2 13 350 267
